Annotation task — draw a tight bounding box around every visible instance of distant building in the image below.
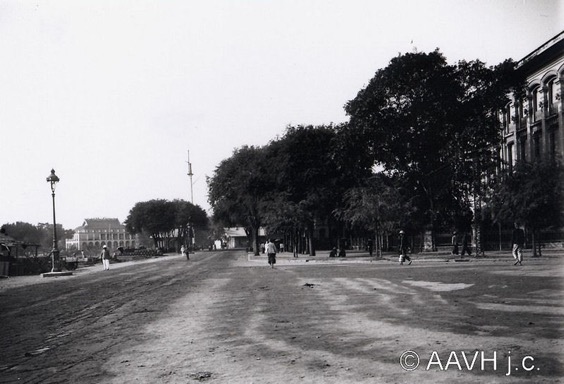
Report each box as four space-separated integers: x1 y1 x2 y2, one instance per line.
500 31 563 168
65 218 136 251
223 227 266 249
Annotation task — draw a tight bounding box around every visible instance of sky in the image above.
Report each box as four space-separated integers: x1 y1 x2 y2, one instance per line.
0 0 562 230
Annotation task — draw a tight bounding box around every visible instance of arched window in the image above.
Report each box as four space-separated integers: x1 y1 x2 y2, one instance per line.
543 75 559 115
531 86 541 121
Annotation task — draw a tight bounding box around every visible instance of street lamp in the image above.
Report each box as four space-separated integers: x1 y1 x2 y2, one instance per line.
46 169 60 272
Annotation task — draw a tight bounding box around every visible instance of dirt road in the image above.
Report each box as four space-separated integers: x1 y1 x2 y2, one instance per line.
0 251 562 383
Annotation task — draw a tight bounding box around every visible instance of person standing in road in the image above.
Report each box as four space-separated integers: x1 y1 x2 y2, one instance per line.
399 230 411 265
451 231 459 255
266 239 277 268
101 245 111 270
512 222 525 266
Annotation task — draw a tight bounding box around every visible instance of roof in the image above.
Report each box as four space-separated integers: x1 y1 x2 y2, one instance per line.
517 31 564 73
223 227 266 237
76 218 123 230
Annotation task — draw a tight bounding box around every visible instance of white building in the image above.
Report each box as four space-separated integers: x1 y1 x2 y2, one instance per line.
65 218 136 251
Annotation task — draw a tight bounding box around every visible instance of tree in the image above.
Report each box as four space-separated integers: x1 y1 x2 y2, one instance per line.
345 50 518 250
449 59 521 254
489 159 562 256
207 146 271 256
1 222 45 246
125 199 176 248
125 199 208 250
1 222 74 254
335 173 406 256
171 199 208 251
263 124 372 255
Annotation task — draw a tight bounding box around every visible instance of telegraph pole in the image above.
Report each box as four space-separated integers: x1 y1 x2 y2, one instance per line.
187 150 194 204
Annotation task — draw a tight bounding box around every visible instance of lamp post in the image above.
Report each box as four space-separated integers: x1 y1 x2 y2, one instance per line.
46 169 60 272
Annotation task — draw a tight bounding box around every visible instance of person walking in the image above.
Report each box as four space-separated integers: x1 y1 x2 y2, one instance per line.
460 231 472 257
451 231 459 255
100 245 111 270
512 222 525 266
181 245 189 260
399 230 411 265
266 239 277 268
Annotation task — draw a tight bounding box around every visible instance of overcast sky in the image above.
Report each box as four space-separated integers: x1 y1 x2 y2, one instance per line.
1 0 562 229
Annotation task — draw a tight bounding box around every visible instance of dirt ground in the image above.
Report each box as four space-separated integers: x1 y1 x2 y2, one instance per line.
0 250 562 383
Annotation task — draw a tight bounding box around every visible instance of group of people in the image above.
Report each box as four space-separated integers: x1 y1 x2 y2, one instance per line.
451 231 472 257
98 224 527 271
450 223 525 265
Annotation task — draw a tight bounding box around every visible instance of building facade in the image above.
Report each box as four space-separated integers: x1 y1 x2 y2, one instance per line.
65 218 136 251
500 32 564 167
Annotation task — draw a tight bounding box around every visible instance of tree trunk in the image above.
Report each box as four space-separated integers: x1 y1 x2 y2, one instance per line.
307 223 315 256
252 226 260 256
532 229 542 257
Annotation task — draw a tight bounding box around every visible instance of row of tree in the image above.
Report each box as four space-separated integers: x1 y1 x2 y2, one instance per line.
1 199 209 257
124 199 208 250
0 222 74 254
207 50 562 256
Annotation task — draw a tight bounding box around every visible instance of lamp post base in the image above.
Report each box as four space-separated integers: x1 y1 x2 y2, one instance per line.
41 271 73 278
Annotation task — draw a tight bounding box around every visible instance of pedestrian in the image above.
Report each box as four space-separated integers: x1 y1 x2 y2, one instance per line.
280 242 285 253
338 247 346 257
100 245 111 270
512 222 525 266
367 239 374 257
329 247 337 257
451 231 459 255
266 239 277 268
399 230 411 265
460 231 471 257
181 245 189 260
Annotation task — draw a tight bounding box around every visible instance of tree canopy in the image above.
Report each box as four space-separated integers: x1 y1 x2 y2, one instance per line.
125 199 207 249
207 50 536 254
344 50 518 244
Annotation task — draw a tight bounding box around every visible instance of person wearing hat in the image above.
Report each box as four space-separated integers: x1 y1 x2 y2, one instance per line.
100 245 111 270
398 230 411 265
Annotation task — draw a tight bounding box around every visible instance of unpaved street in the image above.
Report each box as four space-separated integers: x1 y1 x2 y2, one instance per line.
1 251 562 383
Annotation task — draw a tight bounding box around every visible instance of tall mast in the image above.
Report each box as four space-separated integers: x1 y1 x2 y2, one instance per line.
187 150 194 204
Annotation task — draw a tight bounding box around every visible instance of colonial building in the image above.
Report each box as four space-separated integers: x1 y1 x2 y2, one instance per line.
65 218 136 251
500 31 564 167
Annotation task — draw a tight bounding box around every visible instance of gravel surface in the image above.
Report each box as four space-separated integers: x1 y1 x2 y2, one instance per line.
0 250 562 383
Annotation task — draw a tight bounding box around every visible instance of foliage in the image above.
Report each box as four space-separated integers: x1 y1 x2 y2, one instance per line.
489 159 562 230
205 50 527 253
124 199 208 249
335 173 405 233
1 221 73 251
207 145 271 255
344 50 518 237
263 124 374 254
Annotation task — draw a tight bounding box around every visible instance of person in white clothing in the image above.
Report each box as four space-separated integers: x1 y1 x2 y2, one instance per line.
100 245 111 270
266 239 277 268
